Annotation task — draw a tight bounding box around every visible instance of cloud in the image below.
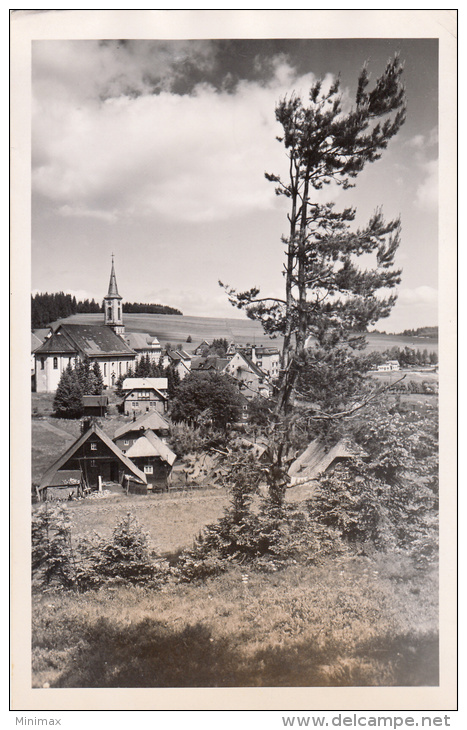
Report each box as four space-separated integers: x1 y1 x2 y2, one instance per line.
415 159 438 210
397 285 438 306
144 287 236 318
32 42 322 224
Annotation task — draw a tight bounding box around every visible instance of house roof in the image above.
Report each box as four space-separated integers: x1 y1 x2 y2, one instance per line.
38 422 147 489
34 324 136 358
82 395 109 407
113 410 170 438
31 333 43 352
288 438 368 485
224 351 266 378
192 356 229 372
122 332 162 351
122 377 168 391
33 328 52 343
125 430 176 465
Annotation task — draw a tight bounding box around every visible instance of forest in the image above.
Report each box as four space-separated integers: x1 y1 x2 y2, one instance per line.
31 291 182 328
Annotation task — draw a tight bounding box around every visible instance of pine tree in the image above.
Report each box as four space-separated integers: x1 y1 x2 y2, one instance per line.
91 361 104 394
53 362 83 418
222 55 406 415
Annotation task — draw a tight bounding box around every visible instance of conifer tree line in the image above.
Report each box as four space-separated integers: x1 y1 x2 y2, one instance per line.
32 292 182 328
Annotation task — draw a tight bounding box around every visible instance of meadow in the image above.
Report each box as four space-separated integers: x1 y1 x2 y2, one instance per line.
32 543 438 688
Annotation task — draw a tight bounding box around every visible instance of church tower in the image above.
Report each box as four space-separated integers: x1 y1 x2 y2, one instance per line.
104 255 125 336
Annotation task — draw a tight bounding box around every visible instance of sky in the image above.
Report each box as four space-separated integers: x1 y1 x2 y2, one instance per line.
31 37 439 333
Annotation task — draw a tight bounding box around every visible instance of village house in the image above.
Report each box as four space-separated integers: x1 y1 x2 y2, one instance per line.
121 377 169 416
124 429 176 490
121 332 163 364
37 421 147 498
113 410 170 453
377 360 401 372
240 345 280 380
222 351 272 400
193 340 212 355
163 349 192 380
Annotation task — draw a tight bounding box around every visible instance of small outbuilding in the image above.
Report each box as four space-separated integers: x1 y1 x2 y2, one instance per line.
288 438 368 486
82 394 109 417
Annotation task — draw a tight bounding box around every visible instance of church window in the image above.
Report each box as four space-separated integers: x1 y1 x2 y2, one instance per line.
108 306 112 320
53 357 58 369
40 358 45 370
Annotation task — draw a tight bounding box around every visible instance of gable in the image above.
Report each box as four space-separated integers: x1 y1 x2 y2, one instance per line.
39 423 147 488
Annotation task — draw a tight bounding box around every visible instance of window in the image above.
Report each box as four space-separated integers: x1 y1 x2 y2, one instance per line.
124 440 129 446
53 357 58 369
40 358 45 370
104 363 107 376
90 460 96 467
90 443 97 451
144 465 153 475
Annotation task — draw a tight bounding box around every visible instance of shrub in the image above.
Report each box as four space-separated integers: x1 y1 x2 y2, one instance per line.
32 508 172 592
90 513 157 585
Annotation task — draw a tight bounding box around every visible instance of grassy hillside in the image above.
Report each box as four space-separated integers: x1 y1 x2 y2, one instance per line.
55 313 439 354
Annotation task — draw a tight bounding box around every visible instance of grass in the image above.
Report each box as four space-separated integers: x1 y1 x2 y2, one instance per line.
32 553 438 688
36 489 229 554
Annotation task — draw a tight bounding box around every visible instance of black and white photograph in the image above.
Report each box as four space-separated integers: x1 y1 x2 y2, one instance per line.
10 9 457 716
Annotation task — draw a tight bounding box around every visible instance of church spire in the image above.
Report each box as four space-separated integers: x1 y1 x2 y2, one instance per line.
104 255 124 336
107 253 122 299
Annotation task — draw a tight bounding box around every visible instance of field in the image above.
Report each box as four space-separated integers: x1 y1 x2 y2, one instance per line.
55 312 438 354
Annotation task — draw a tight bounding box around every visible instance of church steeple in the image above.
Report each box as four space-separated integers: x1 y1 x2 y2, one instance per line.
104 255 125 336
107 254 121 299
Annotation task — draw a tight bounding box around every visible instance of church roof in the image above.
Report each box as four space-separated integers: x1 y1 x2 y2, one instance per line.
34 324 136 358
106 256 122 300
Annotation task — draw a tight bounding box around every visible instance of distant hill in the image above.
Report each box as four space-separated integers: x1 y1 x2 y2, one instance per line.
397 326 438 339
54 313 438 356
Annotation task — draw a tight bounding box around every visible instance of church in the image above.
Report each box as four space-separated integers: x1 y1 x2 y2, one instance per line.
34 258 138 392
